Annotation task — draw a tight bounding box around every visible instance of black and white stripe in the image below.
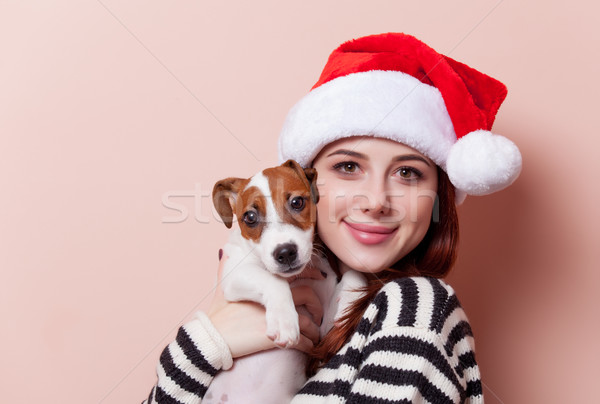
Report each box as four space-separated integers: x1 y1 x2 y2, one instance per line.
143 277 483 403
293 277 483 403
143 320 223 404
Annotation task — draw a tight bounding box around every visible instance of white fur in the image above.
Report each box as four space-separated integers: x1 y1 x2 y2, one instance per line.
218 172 315 346
247 173 314 275
278 70 456 169
221 228 302 346
446 130 522 195
206 254 367 404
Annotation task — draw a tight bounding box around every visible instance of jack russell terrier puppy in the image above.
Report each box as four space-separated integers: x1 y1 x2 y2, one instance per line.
204 160 366 404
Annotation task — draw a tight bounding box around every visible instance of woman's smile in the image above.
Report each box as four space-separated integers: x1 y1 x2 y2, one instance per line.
342 220 398 245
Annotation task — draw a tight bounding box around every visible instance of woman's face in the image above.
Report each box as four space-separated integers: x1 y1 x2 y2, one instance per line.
312 137 438 274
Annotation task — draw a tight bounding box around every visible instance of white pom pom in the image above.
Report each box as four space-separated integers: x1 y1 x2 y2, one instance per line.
446 130 522 196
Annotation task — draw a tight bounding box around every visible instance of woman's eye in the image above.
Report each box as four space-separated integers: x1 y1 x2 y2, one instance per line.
333 161 359 173
243 210 259 227
396 167 422 180
290 196 305 211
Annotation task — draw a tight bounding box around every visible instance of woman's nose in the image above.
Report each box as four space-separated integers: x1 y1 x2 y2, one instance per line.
354 179 391 215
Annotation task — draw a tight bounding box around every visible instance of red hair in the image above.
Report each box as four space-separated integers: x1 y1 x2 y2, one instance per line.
308 167 459 374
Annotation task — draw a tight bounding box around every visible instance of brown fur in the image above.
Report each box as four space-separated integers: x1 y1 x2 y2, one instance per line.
212 177 250 229
264 160 319 232
234 186 267 243
212 160 319 242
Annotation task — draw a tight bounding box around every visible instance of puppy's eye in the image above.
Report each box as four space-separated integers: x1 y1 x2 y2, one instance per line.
243 210 259 227
290 196 305 211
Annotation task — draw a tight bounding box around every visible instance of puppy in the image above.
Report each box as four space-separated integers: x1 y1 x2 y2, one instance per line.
204 160 365 404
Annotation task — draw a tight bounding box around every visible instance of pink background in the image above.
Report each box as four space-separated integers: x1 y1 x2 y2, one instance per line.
1 1 598 402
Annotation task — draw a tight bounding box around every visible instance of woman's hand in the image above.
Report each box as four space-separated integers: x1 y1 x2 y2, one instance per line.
208 251 323 359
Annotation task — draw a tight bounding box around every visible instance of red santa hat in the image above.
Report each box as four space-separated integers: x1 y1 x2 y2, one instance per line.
277 33 522 203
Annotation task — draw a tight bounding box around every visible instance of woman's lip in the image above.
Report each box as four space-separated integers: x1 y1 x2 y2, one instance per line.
343 221 398 245
343 221 397 234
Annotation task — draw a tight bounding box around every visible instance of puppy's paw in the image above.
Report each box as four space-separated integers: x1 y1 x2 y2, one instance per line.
266 308 300 348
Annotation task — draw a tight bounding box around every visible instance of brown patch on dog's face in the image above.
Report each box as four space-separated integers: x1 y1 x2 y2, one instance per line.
235 186 267 243
212 177 250 229
212 160 318 245
264 161 318 232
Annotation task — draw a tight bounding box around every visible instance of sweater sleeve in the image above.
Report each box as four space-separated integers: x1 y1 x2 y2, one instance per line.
143 312 233 404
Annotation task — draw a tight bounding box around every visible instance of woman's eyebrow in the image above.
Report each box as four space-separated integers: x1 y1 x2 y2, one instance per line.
392 154 432 167
326 149 367 159
326 149 432 167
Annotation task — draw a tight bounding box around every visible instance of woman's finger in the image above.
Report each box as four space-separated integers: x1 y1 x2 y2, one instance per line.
291 285 323 325
209 249 228 316
298 312 320 345
293 334 315 354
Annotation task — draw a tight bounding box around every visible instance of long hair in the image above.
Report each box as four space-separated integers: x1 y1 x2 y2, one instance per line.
308 167 459 374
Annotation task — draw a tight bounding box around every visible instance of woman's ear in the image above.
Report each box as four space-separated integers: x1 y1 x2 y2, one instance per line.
212 178 244 228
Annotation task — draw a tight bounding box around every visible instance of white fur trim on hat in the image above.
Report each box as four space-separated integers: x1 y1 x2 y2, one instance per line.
446 130 522 196
278 70 457 169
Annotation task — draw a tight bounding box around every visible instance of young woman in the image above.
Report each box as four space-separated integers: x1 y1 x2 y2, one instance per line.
144 33 521 403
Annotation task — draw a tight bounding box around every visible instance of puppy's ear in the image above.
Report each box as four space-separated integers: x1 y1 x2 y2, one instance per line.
282 159 320 205
303 167 319 204
212 177 245 229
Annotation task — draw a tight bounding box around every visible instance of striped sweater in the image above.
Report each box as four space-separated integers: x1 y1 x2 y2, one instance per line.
144 277 483 403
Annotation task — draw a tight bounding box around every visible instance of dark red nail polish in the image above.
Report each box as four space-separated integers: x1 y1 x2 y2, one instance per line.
218 249 223 261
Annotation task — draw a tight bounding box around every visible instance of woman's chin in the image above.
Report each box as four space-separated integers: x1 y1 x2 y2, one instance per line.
339 254 390 274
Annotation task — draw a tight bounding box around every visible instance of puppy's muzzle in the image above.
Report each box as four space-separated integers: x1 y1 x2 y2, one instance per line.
273 243 300 272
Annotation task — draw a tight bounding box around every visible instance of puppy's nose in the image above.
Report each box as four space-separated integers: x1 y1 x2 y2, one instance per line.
273 243 298 266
